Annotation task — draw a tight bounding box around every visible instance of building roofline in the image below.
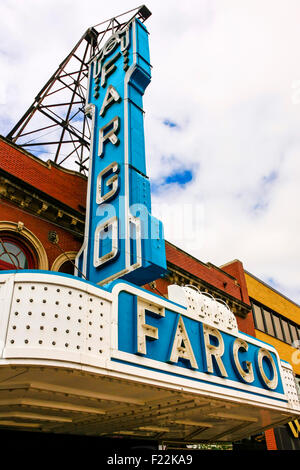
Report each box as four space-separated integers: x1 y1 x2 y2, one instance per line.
244 269 300 308
220 259 243 269
0 135 87 181
165 241 238 282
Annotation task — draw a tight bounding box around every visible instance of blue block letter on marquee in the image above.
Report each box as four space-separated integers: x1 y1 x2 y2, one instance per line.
76 19 167 285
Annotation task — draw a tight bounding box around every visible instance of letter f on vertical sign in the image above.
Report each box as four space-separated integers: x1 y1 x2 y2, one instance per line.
75 18 167 287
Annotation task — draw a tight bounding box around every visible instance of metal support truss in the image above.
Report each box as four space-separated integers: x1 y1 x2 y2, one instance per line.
6 5 151 174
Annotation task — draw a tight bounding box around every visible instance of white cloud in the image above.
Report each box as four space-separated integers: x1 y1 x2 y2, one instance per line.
1 0 300 303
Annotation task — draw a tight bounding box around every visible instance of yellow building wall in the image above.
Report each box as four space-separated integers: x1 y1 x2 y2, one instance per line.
245 273 300 376
255 330 300 376
246 272 300 447
245 273 299 324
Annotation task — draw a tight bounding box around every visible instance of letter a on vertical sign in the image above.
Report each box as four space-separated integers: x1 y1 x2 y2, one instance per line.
76 19 167 286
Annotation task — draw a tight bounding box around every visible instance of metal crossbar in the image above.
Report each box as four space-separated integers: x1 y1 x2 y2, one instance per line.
6 5 151 175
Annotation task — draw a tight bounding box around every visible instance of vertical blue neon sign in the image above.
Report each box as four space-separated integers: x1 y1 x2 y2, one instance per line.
76 19 167 286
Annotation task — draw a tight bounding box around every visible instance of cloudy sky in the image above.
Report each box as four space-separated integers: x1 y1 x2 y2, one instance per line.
1 0 300 303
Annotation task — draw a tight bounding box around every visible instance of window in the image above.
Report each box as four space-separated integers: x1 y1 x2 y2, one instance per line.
0 236 36 270
263 309 275 336
281 319 292 345
253 303 265 331
251 299 299 347
290 324 299 346
58 260 75 275
0 223 48 270
273 316 284 342
51 251 77 274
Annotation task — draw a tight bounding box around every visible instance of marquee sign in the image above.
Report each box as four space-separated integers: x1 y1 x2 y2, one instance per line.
110 282 292 405
0 270 299 440
76 19 166 286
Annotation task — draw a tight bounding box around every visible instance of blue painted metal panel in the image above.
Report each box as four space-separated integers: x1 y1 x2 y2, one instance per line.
76 19 166 286
116 290 285 397
0 270 290 404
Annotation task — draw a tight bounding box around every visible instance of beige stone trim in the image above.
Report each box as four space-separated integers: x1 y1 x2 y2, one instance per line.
0 221 48 270
51 251 77 272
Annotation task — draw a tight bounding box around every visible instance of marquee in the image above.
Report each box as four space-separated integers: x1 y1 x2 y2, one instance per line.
0 271 299 441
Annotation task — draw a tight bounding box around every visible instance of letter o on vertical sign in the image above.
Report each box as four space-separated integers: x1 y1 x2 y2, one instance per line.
256 348 278 390
94 217 118 268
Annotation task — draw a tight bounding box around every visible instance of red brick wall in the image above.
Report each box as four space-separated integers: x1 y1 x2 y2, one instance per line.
221 260 250 305
0 137 87 212
165 242 246 302
144 278 169 297
235 314 256 336
221 260 256 336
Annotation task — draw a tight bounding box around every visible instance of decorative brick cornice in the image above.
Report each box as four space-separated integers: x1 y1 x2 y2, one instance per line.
0 173 84 237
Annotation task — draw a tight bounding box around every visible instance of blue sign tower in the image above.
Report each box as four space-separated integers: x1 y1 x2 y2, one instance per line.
76 18 166 286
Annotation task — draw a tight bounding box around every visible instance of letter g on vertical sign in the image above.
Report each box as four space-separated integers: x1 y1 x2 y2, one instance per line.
76 19 167 286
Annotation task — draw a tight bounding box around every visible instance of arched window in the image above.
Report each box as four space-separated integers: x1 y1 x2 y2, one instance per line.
58 260 75 275
0 235 36 270
51 251 77 275
0 222 48 270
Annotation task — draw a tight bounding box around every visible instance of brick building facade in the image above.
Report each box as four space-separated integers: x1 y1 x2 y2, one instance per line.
0 135 85 273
